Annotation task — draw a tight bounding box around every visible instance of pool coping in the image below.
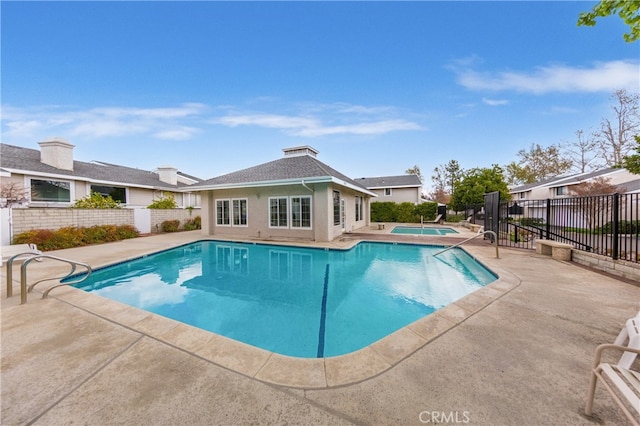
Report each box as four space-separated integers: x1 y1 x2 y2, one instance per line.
44 237 521 389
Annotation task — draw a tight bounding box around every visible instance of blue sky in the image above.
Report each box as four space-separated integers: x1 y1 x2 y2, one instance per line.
2 1 638 192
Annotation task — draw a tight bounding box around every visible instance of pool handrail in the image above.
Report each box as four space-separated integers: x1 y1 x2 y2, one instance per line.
6 253 92 304
433 230 499 258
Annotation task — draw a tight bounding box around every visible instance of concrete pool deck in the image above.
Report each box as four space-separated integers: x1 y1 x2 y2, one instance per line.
2 227 639 425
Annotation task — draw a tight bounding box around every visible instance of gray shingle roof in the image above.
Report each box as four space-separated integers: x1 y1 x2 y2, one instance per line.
1 143 201 189
355 175 422 188
509 168 621 193
191 154 372 194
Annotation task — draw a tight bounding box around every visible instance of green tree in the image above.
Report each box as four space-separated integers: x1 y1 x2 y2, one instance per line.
73 192 122 209
450 165 511 211
505 143 572 185
621 135 640 173
148 194 178 209
578 0 640 42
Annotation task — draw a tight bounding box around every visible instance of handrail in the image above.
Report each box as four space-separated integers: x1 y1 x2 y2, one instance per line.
6 254 92 304
433 230 499 258
511 223 592 251
5 252 44 298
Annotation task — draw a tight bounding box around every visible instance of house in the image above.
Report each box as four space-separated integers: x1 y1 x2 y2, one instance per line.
0 139 202 208
509 167 640 201
355 174 422 204
508 167 640 227
189 146 377 242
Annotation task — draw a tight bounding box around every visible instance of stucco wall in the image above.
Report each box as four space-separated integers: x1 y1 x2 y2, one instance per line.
200 182 371 242
370 187 420 204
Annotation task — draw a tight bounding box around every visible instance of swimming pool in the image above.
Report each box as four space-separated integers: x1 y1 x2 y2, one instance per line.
391 226 459 235
73 240 496 358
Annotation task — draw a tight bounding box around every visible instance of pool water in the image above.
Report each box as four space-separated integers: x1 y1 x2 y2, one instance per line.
73 240 496 358
391 226 459 235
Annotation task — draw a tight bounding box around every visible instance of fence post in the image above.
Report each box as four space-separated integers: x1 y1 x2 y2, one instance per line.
545 198 551 240
612 193 619 260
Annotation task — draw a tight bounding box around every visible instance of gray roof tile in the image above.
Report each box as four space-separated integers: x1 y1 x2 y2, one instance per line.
1 143 201 189
355 175 422 188
193 154 370 192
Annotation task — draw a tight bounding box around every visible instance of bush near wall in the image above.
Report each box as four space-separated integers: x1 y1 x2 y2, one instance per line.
161 220 181 232
371 201 438 223
184 216 201 230
13 225 139 251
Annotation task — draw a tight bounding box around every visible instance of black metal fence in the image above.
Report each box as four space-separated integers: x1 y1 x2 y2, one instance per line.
461 193 640 263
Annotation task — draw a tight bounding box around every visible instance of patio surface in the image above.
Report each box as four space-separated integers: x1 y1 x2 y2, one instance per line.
2 226 639 425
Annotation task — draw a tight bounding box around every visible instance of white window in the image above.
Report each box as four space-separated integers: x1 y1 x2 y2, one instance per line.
384 188 392 196
291 196 311 228
30 178 71 203
217 198 247 226
555 186 567 196
232 199 248 226
269 196 312 229
269 197 288 228
355 196 364 221
216 199 230 226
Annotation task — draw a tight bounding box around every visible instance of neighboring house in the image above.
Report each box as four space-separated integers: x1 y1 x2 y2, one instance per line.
355 174 422 204
509 167 640 227
0 139 202 208
189 146 377 242
509 167 640 201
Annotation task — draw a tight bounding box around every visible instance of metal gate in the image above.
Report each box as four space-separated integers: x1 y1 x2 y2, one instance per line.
483 191 500 241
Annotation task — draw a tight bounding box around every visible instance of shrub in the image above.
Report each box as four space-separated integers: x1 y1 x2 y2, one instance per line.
396 202 419 223
414 202 438 221
184 216 201 231
371 201 440 223
370 202 396 222
161 220 181 232
148 195 177 209
601 220 640 234
12 225 139 251
445 214 466 223
73 192 122 209
520 217 545 226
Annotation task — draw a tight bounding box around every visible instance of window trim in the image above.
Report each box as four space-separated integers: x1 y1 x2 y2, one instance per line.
232 198 248 227
215 199 231 226
269 197 289 229
269 195 313 229
290 195 312 229
355 196 364 221
384 188 392 196
90 184 128 204
217 198 248 227
333 191 341 226
28 177 73 204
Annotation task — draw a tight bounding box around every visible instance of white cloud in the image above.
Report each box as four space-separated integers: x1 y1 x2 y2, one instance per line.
456 60 639 94
153 127 199 140
1 103 206 142
213 103 422 137
482 98 509 106
216 114 318 130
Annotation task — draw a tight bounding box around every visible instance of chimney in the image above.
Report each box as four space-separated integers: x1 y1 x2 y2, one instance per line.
157 165 178 185
283 146 319 158
39 138 74 170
